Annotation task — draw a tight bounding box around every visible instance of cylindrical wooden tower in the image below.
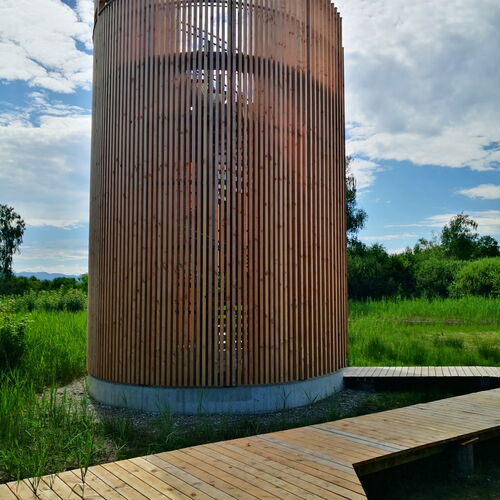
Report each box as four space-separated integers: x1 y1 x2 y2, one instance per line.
88 0 347 413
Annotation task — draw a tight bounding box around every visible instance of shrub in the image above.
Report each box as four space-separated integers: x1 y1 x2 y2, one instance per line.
61 289 87 312
0 275 87 296
0 276 34 296
10 289 87 313
348 244 398 300
0 306 27 372
449 257 500 297
414 258 463 298
39 291 62 311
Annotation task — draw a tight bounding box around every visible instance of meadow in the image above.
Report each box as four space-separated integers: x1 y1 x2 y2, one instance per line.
0 295 498 488
349 296 499 366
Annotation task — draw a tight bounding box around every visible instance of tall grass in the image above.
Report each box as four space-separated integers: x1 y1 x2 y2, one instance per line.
349 296 500 323
349 297 500 366
0 373 109 486
20 311 87 389
0 311 89 485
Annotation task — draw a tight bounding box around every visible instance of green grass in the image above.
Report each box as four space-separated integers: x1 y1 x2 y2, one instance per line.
0 297 499 489
20 311 87 389
349 297 500 366
0 311 96 486
0 376 111 486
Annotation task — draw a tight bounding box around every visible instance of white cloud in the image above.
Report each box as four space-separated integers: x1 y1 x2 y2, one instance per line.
347 157 382 190
335 0 500 173
0 99 91 227
387 248 409 255
16 247 88 263
458 184 500 200
0 0 94 93
389 210 500 236
75 0 95 38
361 233 418 242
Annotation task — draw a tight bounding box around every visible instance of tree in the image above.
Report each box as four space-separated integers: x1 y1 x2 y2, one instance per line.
0 205 26 277
474 235 500 259
345 157 367 244
440 213 479 260
347 242 416 300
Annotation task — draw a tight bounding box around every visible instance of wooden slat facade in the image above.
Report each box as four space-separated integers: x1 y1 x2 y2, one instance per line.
88 0 347 388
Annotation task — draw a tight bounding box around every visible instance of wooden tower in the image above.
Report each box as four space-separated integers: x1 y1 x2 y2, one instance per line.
88 0 347 412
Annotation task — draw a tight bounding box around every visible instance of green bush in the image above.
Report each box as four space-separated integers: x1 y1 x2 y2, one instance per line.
414 258 463 298
0 275 87 297
347 243 416 300
61 289 87 312
10 289 87 313
0 306 27 372
449 257 500 297
348 244 398 300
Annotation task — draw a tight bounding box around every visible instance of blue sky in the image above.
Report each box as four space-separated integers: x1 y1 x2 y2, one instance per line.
0 0 499 275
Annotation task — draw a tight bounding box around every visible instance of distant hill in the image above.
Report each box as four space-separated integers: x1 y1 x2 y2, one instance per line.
15 272 81 281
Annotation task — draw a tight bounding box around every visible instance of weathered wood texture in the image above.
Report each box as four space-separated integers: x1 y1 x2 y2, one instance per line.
344 366 500 379
2 389 499 498
88 0 347 388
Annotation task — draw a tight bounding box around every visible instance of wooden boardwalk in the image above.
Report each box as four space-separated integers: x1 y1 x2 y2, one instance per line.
1 388 499 499
343 366 500 379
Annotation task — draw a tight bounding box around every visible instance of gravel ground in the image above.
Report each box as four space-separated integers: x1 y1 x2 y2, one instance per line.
56 377 375 431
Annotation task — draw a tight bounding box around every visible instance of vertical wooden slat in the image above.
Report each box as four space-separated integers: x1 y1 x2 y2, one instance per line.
89 0 347 389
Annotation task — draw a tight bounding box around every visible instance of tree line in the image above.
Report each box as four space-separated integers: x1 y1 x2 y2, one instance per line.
1 164 499 301
345 160 499 300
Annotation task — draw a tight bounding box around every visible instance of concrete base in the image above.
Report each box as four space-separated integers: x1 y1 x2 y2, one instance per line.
88 370 344 414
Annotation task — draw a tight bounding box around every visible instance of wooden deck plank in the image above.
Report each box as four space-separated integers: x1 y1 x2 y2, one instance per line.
41 475 77 500
90 465 149 500
158 449 269 499
270 429 381 462
3 389 499 500
59 470 103 499
70 470 126 500
101 462 177 500
6 480 42 500
198 443 356 500
112 460 192 500
183 445 312 500
327 422 439 448
431 397 500 412
211 443 367 500
145 454 235 500
0 484 19 499
308 427 391 458
342 367 357 377
329 414 479 446
129 457 213 500
258 436 357 473
252 437 363 480
343 365 500 380
313 425 408 453
225 439 367 496
469 366 480 377
479 366 493 376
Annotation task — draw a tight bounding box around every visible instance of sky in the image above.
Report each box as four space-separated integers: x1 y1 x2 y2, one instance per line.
0 0 499 275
